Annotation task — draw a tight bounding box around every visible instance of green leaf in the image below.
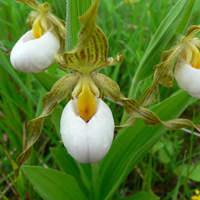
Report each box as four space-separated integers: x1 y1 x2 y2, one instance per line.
33 72 59 92
158 139 174 164
174 163 200 182
172 152 186 200
122 191 159 200
99 90 194 200
0 190 9 200
21 166 87 200
0 51 36 104
50 146 81 180
50 147 92 194
51 0 66 20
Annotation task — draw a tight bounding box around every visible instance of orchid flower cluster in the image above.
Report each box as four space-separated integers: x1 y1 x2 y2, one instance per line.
7 0 200 180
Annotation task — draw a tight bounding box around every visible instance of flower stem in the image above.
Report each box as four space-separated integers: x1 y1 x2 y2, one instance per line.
92 163 100 200
65 0 92 51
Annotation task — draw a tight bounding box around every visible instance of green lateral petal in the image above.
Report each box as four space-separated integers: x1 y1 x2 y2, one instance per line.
16 73 79 170
16 0 50 12
92 73 200 132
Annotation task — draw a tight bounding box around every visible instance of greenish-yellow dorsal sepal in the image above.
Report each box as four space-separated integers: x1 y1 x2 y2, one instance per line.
16 73 80 170
61 26 109 72
16 0 50 12
56 0 124 72
72 0 100 53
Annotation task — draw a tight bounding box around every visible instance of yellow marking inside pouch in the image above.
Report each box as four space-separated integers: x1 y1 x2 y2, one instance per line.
78 83 95 120
33 16 45 39
192 52 200 69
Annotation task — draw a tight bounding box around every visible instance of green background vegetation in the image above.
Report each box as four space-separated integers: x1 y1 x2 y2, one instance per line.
1 0 200 199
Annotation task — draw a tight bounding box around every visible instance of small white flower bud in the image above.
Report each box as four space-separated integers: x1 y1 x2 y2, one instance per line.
60 98 115 163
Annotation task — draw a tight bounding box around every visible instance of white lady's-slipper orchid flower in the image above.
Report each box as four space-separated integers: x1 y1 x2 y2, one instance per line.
60 74 114 163
10 0 65 73
60 98 114 163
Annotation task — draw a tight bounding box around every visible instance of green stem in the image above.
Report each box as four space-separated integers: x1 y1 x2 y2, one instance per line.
92 163 100 200
65 0 92 51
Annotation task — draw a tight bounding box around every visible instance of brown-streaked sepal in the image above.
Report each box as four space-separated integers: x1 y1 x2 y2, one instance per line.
16 73 80 170
16 0 50 12
62 26 109 72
